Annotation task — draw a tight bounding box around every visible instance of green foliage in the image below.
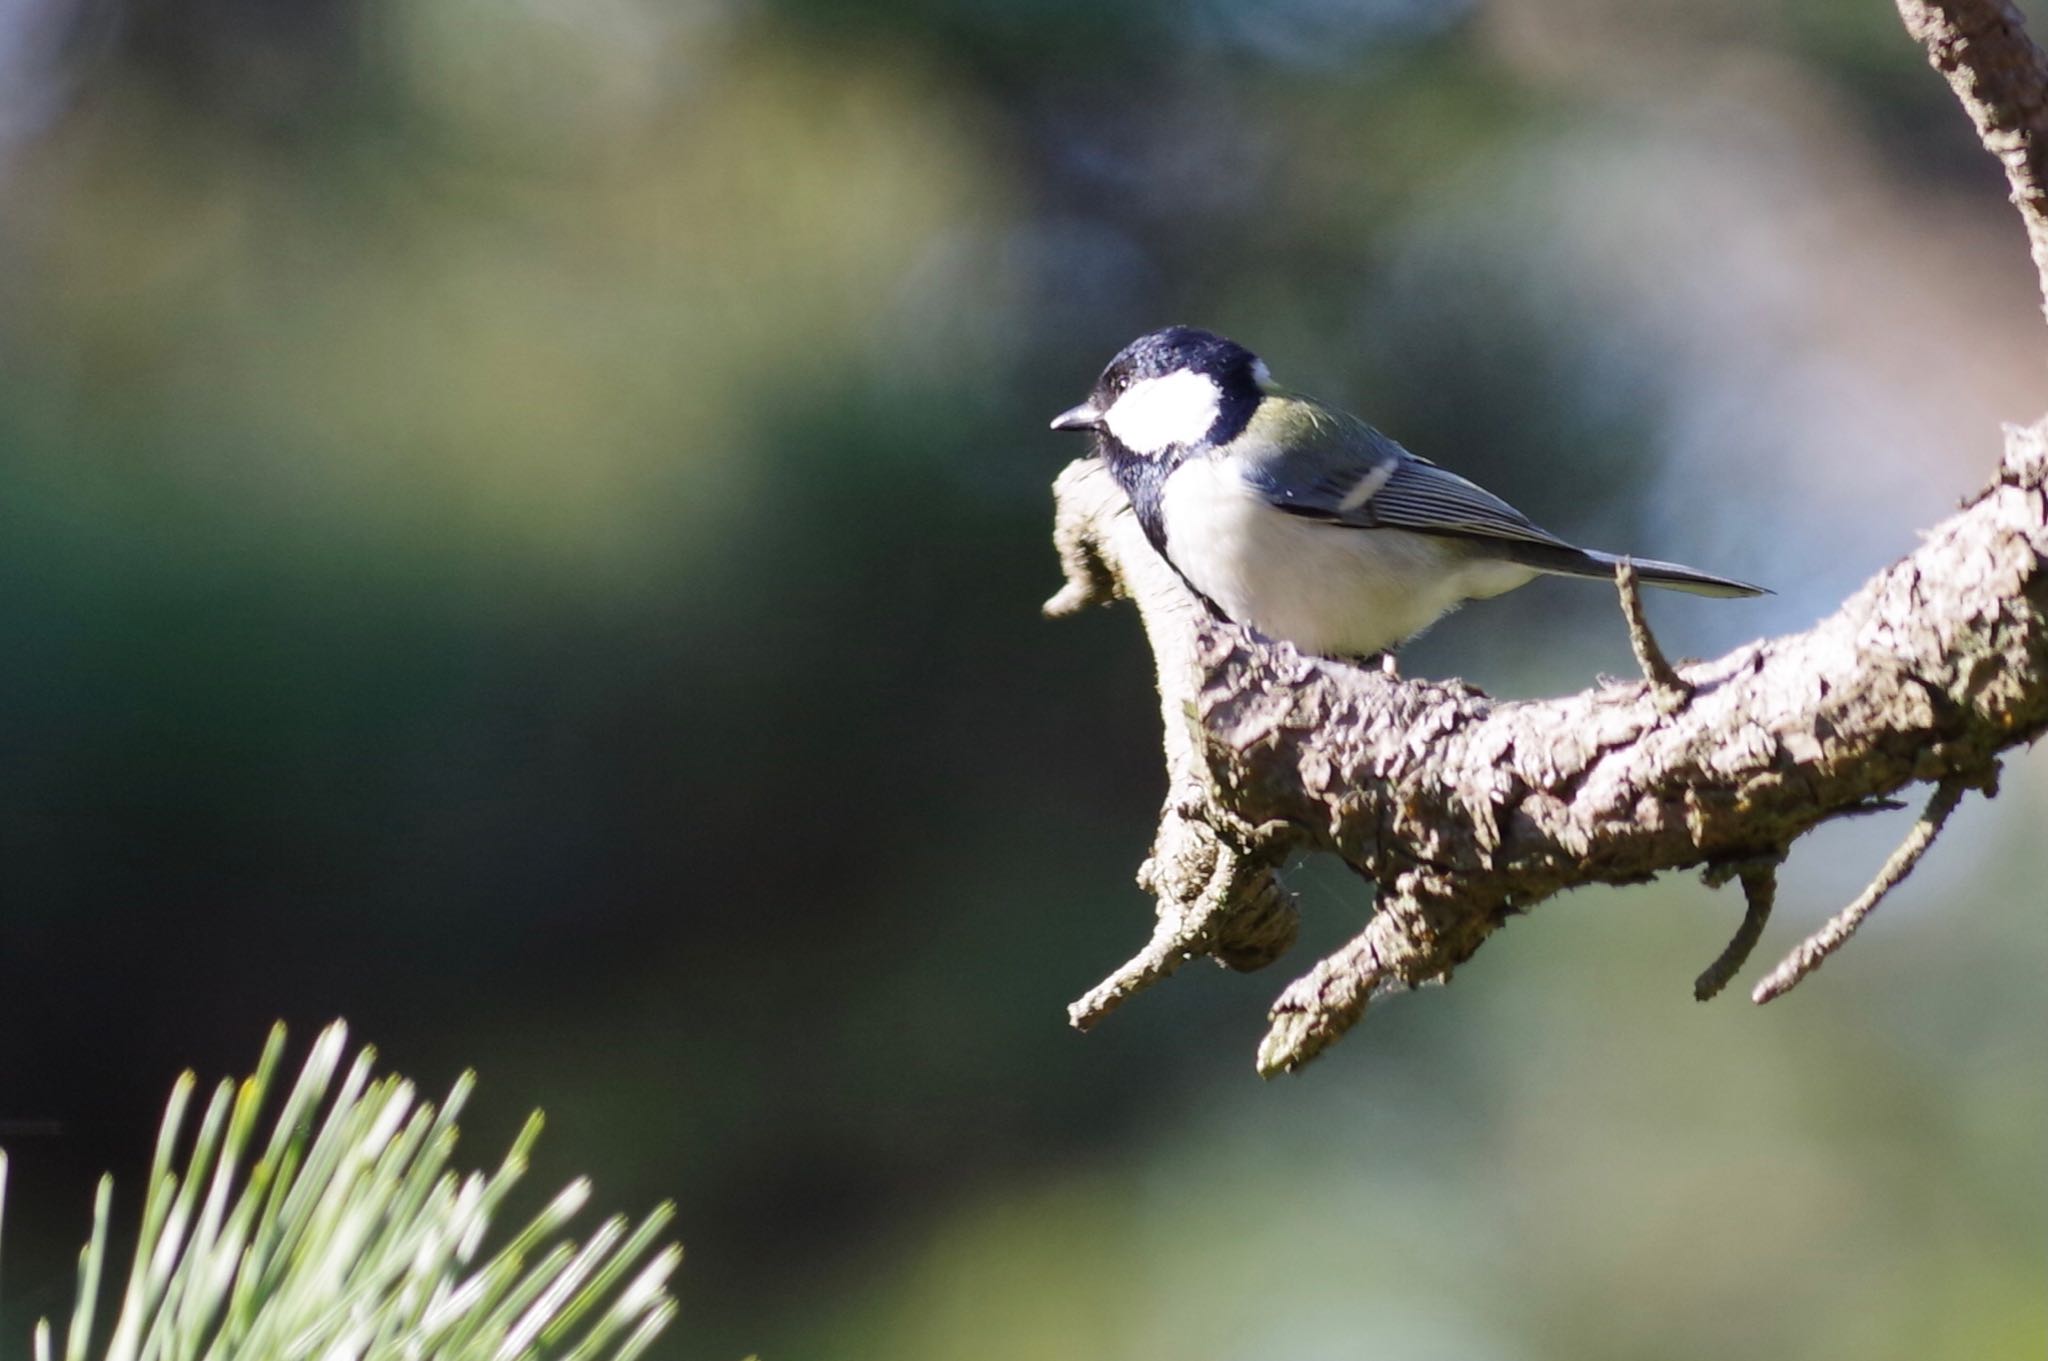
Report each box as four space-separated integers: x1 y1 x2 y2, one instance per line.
0 1024 678 1361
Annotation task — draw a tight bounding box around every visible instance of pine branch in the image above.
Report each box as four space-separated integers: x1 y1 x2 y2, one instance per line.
0 1023 680 1361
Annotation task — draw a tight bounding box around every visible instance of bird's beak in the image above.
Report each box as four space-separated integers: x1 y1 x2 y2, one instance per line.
1048 402 1102 432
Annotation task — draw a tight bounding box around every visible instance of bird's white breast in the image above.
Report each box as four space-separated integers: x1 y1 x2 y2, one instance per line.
1158 456 1535 657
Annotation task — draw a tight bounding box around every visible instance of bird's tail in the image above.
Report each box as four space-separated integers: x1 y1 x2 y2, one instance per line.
1505 543 1768 598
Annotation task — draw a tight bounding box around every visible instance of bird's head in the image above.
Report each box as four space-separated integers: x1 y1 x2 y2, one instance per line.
1049 326 1269 459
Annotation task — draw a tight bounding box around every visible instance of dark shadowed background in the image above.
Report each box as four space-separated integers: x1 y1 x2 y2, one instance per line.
0 0 2042 1356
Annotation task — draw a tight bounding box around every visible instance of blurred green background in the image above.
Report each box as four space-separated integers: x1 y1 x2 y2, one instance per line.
0 0 2042 1356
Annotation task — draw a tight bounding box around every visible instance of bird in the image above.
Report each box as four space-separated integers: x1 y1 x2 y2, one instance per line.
1048 325 1764 662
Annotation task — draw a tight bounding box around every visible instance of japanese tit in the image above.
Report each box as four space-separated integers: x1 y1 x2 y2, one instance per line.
1050 326 1764 660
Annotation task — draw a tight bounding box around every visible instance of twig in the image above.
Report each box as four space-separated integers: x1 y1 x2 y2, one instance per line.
1694 860 1778 1001
1751 778 1969 1003
1067 836 1295 1031
1613 558 1691 712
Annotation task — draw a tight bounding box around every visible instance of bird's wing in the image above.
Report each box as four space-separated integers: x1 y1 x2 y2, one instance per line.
1238 400 1573 548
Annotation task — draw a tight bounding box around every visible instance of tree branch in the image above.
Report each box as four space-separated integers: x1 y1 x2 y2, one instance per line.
1045 463 1303 1034
1050 419 2046 1072
1046 0 2048 1074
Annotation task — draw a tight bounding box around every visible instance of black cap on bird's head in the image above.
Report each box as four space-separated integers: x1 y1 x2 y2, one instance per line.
1049 326 1268 457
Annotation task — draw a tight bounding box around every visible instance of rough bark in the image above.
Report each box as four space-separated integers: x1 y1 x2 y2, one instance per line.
1047 0 2048 1075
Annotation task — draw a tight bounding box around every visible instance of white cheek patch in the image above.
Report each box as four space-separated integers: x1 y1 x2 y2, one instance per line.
1102 370 1222 456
